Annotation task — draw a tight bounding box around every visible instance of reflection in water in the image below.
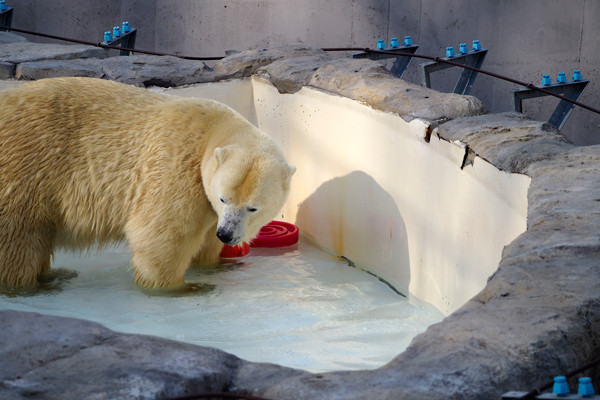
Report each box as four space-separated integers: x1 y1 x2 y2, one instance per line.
0 241 442 372
0 268 78 297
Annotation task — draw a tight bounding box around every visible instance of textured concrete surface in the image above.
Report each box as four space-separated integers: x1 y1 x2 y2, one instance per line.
16 55 213 87
0 32 28 44
1 40 600 400
213 44 335 93
0 41 106 63
309 58 486 122
0 310 311 400
0 31 106 79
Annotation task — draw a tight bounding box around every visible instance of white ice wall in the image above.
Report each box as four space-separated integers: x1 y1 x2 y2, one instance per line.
169 78 530 315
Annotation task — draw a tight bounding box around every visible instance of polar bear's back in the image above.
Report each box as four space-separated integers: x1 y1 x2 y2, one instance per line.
0 78 223 247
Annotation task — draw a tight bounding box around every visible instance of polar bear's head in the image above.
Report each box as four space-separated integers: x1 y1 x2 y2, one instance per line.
205 144 295 246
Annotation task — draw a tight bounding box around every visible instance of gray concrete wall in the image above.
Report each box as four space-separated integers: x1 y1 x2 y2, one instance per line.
10 0 600 144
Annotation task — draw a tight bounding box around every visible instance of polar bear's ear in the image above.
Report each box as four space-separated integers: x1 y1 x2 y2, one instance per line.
287 165 296 179
214 147 226 167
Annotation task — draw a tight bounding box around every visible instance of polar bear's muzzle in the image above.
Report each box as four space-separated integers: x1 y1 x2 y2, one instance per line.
216 206 245 245
217 228 236 245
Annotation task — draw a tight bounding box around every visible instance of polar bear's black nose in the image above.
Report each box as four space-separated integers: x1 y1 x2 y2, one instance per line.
217 229 234 244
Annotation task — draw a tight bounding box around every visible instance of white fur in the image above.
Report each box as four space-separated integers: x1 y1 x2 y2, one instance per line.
0 77 295 288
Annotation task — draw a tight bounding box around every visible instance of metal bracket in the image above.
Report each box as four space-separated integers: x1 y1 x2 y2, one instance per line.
511 79 589 131
418 48 488 95
0 5 13 31
352 44 419 79
502 391 600 399
102 25 137 56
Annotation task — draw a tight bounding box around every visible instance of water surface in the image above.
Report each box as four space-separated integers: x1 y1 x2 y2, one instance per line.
0 241 443 372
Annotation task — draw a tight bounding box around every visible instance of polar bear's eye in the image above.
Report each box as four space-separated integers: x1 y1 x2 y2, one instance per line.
219 196 227 204
247 206 258 213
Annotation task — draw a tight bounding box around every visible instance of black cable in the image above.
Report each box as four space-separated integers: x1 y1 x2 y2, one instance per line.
0 25 224 60
323 47 600 117
1 26 598 116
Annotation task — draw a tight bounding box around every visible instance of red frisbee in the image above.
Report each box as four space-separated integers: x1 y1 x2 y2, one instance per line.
219 241 250 258
251 221 299 248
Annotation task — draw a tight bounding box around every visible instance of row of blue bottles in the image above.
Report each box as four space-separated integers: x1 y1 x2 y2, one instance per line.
377 36 413 50
103 21 131 42
553 375 595 397
445 40 481 58
541 70 582 85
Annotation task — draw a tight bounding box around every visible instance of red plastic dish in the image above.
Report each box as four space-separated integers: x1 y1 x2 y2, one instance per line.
219 241 250 258
251 221 299 248
219 221 299 257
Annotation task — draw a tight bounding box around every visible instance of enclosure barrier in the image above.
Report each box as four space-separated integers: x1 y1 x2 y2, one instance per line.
418 40 488 96
0 8 596 128
100 21 137 56
502 375 597 399
512 71 589 131
501 354 600 399
351 35 419 79
323 43 599 128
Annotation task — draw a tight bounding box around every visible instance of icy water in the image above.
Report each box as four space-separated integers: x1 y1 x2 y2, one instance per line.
0 241 443 372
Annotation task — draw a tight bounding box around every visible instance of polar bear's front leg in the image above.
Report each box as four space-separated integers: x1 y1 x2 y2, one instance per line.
126 223 199 288
129 243 190 288
0 219 54 287
190 223 223 267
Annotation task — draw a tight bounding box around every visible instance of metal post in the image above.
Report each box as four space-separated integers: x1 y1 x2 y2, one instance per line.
117 29 136 56
0 6 13 31
502 391 600 399
511 79 589 131
352 38 419 79
418 46 488 95
101 23 137 56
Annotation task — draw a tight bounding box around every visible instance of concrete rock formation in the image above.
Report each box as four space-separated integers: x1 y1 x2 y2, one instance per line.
1 39 600 400
0 33 105 79
309 58 487 122
15 55 214 87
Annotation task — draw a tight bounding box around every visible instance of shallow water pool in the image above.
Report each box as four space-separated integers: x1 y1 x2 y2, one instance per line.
0 240 443 372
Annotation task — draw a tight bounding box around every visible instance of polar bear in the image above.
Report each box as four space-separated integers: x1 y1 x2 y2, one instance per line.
0 77 295 288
